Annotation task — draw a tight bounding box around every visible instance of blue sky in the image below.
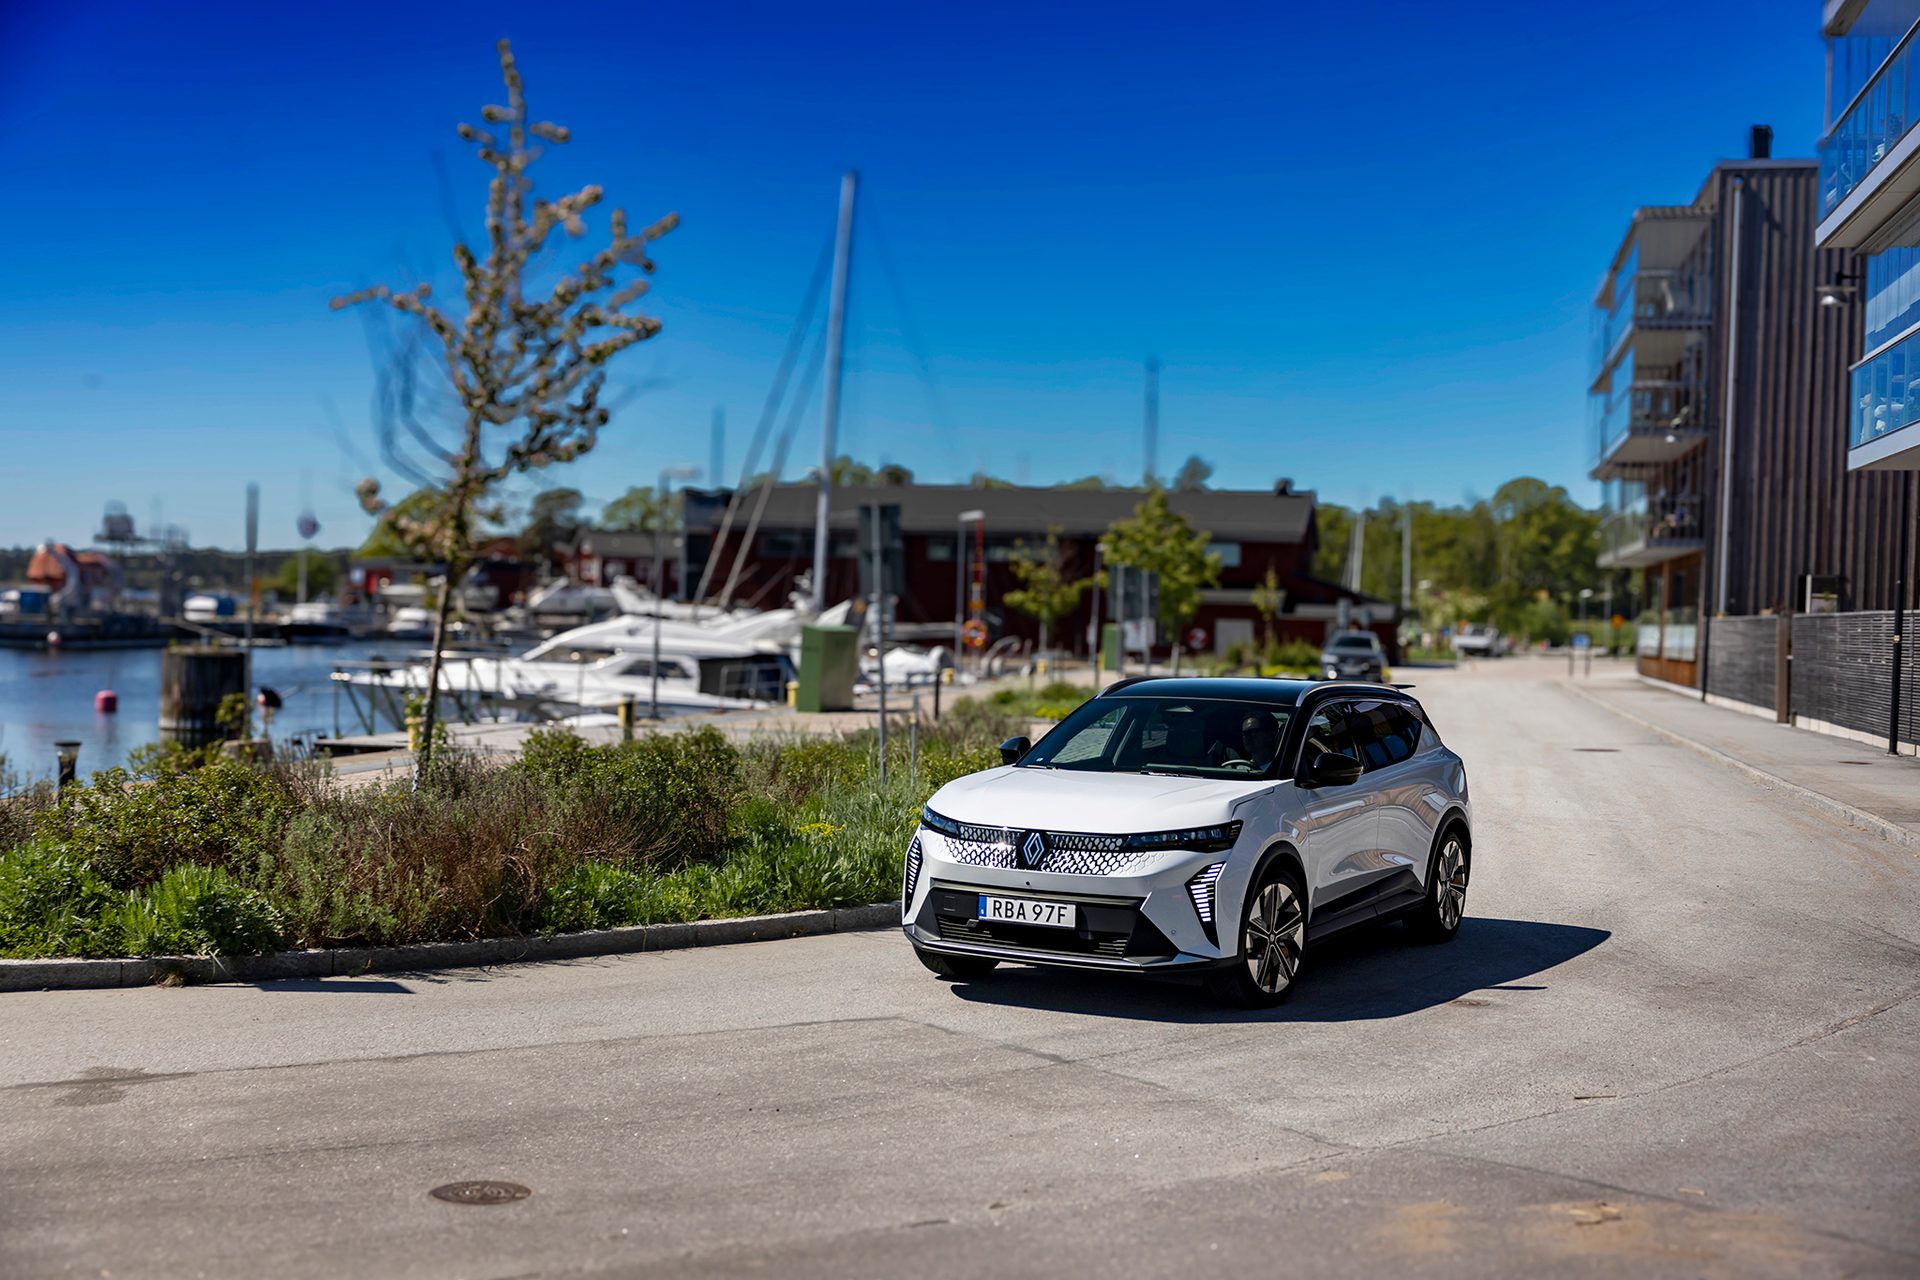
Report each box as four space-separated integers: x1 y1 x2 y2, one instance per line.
0 0 1827 549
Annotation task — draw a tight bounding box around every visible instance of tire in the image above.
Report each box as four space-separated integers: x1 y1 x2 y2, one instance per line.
1406 826 1469 944
916 948 1000 980
1205 862 1307 1009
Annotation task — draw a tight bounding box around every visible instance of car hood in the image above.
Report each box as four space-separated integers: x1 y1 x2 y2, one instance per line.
927 766 1275 833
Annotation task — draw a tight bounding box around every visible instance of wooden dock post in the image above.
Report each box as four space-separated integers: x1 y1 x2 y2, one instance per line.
159 647 247 747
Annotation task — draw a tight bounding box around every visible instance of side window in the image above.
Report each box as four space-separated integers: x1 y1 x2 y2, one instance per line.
1298 702 1355 769
1346 699 1420 770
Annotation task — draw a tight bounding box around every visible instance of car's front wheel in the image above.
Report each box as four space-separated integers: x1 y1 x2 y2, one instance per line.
1405 827 1468 943
915 948 1000 981
1206 863 1306 1008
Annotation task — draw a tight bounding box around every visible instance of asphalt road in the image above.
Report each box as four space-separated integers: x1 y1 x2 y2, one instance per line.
4 660 1917 1279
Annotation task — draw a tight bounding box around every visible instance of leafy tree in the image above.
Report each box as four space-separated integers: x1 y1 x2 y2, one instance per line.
354 490 443 559
1249 564 1285 650
1003 527 1094 656
266 551 338 600
1055 475 1110 491
1101 487 1222 673
968 471 1016 489
519 487 586 560
333 39 675 775
600 485 675 533
1171 454 1213 492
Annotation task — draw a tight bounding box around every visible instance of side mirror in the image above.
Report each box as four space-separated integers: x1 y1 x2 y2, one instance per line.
1305 751 1363 788
999 736 1032 766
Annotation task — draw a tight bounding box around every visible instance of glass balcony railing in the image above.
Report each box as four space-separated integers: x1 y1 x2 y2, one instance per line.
1819 24 1920 220
1852 327 1920 450
1589 358 1704 467
1590 267 1712 377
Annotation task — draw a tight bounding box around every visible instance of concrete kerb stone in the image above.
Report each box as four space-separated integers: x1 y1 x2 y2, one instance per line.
1560 681 1920 853
0 902 905 993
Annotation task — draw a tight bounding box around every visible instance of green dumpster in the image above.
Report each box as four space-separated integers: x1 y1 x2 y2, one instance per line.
796 624 858 712
1100 622 1123 674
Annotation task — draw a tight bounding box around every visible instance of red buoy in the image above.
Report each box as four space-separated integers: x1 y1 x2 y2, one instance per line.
95 689 118 714
45 630 62 648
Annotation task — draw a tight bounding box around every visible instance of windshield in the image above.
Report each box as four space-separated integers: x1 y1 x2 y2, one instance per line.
1329 634 1378 650
1020 695 1295 777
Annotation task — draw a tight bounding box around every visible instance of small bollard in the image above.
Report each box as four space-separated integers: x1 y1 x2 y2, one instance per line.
53 740 81 790
618 696 635 741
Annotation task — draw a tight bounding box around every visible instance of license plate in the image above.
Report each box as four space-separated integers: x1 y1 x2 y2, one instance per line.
977 894 1075 929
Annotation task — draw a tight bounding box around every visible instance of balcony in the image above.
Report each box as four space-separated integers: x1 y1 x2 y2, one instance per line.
1817 19 1920 247
1597 497 1705 569
1590 268 1712 386
1849 326 1920 468
1589 355 1709 479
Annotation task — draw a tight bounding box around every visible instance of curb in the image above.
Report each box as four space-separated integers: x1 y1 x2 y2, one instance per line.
1560 681 1920 853
0 902 903 994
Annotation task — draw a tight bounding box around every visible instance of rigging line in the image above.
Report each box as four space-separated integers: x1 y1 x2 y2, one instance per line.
694 231 836 606
717 323 830 611
863 197 965 473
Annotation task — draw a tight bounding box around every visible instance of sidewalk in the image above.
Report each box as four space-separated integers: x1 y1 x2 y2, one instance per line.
1562 664 1920 850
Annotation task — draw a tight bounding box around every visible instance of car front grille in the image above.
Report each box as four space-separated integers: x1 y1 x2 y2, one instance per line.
935 916 1131 957
939 829 1144 876
921 882 1175 961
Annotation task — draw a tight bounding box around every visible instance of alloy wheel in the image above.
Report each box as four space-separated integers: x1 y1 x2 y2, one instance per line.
1435 836 1467 930
1244 879 1305 994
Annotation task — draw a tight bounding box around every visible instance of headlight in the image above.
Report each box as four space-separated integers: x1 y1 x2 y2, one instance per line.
919 805 963 837
1121 821 1242 854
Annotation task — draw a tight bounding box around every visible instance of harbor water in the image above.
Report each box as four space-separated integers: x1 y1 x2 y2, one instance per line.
0 641 433 781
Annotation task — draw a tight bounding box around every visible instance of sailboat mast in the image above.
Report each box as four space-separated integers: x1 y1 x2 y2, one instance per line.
811 170 858 613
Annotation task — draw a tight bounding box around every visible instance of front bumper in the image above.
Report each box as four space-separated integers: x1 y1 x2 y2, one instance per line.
903 831 1238 974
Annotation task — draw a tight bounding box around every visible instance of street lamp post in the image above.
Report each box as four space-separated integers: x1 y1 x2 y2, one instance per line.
650 466 700 720
955 508 984 679
1088 541 1106 670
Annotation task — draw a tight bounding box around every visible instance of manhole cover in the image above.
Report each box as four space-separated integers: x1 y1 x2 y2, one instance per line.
1572 747 1619 753
429 1181 532 1206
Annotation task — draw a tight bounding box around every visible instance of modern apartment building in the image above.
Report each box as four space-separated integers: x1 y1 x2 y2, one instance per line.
1819 0 1920 471
1592 141 1868 687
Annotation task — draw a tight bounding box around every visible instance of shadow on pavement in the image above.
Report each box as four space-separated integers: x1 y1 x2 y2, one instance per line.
249 979 414 994
944 916 1609 1023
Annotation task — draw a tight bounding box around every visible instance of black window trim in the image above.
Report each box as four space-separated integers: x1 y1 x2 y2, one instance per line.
1288 685 1424 777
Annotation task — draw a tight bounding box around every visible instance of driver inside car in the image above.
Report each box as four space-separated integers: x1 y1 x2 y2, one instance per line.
1236 713 1282 769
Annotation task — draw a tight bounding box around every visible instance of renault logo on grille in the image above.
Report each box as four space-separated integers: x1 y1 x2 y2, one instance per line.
1019 830 1048 869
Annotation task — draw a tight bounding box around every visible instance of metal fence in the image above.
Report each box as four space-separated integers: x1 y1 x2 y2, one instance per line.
1788 612 1919 749
1703 615 1777 711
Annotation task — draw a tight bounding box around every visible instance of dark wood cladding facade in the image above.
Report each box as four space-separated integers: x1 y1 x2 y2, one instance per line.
1700 162 1919 620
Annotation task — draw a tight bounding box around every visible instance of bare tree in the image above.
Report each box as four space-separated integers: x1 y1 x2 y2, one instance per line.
333 39 675 774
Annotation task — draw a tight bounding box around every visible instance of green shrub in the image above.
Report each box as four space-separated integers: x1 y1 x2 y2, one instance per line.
119 863 284 957
35 758 295 888
0 842 127 958
539 861 646 932
1265 639 1323 671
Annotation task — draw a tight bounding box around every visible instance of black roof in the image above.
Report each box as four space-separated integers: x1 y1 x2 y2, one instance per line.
1097 676 1319 706
683 482 1317 542
1097 676 1416 708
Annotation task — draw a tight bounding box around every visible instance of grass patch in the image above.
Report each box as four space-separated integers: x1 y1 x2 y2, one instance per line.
0 706 1023 959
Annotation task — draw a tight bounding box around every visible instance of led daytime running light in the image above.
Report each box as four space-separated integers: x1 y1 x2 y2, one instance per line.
1121 821 1242 854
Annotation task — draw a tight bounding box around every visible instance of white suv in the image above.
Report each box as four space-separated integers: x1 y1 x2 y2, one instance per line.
903 677 1471 1007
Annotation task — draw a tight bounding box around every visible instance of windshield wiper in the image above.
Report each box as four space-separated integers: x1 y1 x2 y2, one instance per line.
1018 762 1058 770
1139 766 1199 777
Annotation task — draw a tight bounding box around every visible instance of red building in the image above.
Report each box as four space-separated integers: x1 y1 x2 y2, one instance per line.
680 482 1396 659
